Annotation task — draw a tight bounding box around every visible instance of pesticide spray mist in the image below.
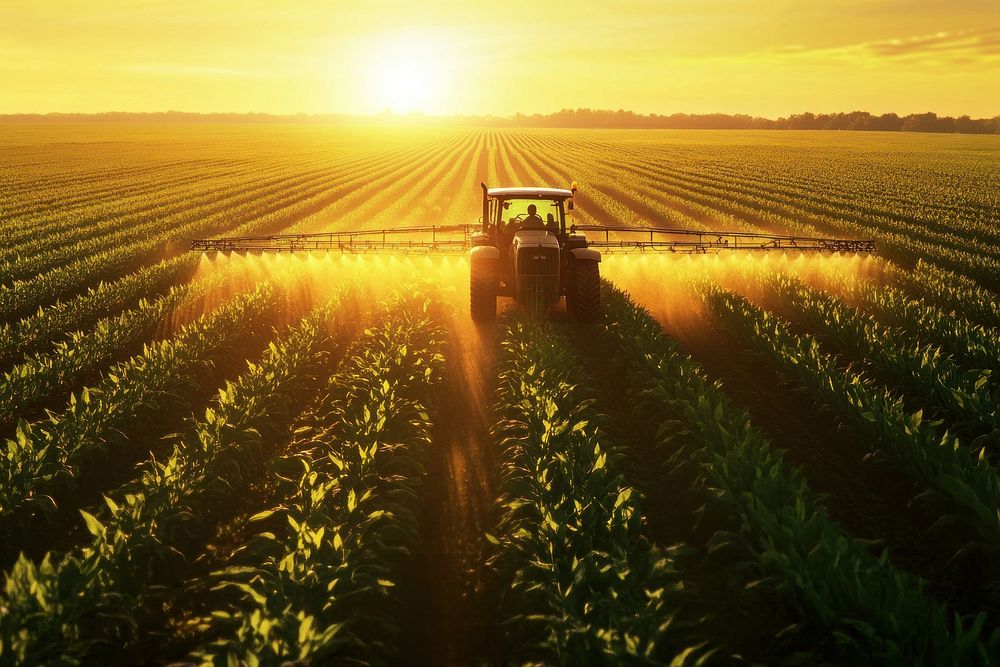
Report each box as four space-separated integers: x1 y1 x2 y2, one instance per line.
601 251 885 340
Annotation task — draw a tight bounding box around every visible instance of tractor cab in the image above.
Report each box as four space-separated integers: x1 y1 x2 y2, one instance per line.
482 187 574 283
487 187 570 233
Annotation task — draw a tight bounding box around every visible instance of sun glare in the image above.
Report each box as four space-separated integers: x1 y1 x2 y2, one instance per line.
367 34 448 113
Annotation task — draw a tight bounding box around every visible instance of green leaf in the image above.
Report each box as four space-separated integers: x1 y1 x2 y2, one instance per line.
79 510 105 537
614 487 633 510
298 615 314 644
347 488 357 512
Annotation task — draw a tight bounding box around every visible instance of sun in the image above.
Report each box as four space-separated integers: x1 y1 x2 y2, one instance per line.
367 34 448 114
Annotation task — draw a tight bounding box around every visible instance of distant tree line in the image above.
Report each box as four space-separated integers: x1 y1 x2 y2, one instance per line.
495 109 1000 133
3 109 999 133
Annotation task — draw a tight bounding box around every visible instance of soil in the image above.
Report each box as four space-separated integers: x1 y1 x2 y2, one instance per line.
397 318 499 666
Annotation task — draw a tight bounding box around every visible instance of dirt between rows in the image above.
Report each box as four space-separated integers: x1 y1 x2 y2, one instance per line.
397 317 499 666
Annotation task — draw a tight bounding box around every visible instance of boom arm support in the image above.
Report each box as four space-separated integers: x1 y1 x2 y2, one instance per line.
190 225 875 255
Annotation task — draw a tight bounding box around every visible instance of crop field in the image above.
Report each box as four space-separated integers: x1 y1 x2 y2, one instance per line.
2 123 1000 665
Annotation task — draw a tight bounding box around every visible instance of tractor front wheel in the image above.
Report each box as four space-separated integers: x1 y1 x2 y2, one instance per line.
569 260 601 322
470 257 497 322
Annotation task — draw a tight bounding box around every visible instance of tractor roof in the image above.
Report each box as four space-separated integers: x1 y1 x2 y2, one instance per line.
487 187 574 199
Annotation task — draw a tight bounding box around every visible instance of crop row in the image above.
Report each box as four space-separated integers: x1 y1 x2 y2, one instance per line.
848 277 1000 379
0 136 429 264
0 261 258 431
0 285 274 526
2 152 258 219
0 133 473 319
548 131 997 233
1 152 366 284
2 154 299 247
601 283 999 664
2 158 253 242
487 318 705 665
191 291 444 664
887 260 1000 331
0 253 198 369
5 129 463 251
0 291 352 665
518 133 790 234
628 154 1000 279
350 137 475 231
520 133 1000 282
704 286 1000 557
656 155 1000 247
284 133 476 234
1 133 380 231
749 270 1000 453
612 151 1000 279
522 132 822 235
699 155 999 238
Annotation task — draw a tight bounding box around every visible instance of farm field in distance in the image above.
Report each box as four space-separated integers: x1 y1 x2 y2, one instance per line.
2 122 1000 665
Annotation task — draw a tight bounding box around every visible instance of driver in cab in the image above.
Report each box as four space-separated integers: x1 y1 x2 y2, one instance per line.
519 204 545 231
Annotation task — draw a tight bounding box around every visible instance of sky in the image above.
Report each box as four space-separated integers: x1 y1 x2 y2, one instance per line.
2 0 998 117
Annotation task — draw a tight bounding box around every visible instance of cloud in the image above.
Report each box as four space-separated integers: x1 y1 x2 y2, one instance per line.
759 27 1000 65
866 27 1000 57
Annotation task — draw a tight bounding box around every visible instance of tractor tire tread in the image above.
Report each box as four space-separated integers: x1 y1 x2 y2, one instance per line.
571 260 601 322
471 258 497 321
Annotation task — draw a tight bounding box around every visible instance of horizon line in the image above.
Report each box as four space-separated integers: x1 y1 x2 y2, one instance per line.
2 108 998 122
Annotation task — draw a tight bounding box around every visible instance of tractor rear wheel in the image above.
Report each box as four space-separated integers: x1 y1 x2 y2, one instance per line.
570 260 601 322
470 257 497 322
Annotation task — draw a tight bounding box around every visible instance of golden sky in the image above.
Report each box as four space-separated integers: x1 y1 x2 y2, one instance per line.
2 0 998 117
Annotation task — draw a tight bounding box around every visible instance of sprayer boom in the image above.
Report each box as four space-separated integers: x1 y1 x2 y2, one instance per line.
190 225 875 255
190 225 474 254
572 226 876 254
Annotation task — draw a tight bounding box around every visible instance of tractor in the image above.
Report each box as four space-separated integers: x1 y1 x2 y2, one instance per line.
469 183 600 322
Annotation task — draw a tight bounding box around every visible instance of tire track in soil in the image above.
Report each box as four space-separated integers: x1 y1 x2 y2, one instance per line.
398 301 498 666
